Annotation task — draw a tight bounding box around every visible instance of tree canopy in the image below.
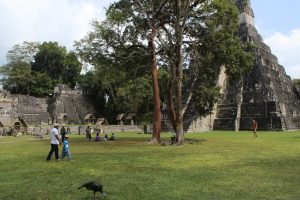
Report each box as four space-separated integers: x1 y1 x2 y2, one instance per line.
74 0 254 143
1 41 82 96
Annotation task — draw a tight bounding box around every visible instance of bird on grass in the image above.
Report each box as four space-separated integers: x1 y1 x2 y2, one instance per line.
78 181 106 199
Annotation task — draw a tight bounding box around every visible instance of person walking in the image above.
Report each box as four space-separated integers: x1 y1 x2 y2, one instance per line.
252 119 258 138
60 134 72 160
46 123 61 161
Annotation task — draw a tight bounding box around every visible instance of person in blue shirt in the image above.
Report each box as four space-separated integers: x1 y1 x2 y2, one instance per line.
104 133 108 141
60 134 72 160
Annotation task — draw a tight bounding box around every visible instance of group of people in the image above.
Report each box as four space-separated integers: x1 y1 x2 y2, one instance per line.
46 120 257 162
46 124 117 161
95 132 115 142
46 124 72 161
85 126 116 142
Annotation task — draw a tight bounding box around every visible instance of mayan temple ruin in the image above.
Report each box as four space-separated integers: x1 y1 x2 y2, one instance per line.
178 0 300 132
0 0 299 134
0 84 98 135
213 0 300 131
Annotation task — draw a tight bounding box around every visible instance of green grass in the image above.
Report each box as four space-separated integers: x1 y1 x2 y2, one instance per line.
0 131 300 200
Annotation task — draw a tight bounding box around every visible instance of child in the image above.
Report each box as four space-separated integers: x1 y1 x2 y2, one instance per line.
252 119 258 138
60 134 72 160
95 131 101 142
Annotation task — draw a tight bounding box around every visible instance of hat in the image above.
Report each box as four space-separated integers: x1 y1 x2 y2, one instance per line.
54 123 60 127
65 134 69 138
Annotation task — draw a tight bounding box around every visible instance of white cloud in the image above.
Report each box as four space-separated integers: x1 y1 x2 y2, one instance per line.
0 0 113 65
264 29 300 79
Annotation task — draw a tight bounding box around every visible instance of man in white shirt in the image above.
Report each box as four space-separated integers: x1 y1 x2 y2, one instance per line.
46 123 61 161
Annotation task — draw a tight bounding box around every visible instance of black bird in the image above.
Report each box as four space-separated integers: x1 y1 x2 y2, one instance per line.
78 181 106 199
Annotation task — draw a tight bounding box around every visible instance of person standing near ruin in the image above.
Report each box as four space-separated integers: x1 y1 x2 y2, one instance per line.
67 127 71 134
85 126 92 141
46 123 61 161
60 125 67 142
95 131 101 142
252 120 258 138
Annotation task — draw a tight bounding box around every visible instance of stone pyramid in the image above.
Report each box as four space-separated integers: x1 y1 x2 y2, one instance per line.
213 0 300 131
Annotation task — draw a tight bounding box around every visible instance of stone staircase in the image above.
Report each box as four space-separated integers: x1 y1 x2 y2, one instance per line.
213 104 237 130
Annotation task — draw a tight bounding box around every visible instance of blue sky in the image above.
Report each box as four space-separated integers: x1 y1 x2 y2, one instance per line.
252 0 300 35
0 0 299 78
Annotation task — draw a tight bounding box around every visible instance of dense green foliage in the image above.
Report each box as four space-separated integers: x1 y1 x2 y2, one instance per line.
0 131 300 199
74 0 254 131
1 42 82 96
74 11 155 121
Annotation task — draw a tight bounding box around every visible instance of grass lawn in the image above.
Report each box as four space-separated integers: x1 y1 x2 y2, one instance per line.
0 131 300 200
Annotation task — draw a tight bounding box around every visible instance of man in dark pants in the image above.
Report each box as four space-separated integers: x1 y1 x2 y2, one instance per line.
46 123 61 161
60 125 67 142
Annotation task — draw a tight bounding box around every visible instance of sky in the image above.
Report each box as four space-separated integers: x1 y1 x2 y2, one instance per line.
0 0 299 78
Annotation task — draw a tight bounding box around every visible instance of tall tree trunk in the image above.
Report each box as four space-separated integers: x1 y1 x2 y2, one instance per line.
166 29 185 144
167 77 177 132
174 45 184 144
174 0 185 144
175 82 184 143
235 78 244 131
149 27 161 144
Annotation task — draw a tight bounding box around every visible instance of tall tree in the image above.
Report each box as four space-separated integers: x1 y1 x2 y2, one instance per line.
105 0 174 143
157 0 254 144
62 52 82 89
0 61 32 94
32 41 82 91
133 0 171 143
32 42 67 86
30 72 53 96
75 0 254 144
1 41 82 96
0 41 39 95
75 0 172 143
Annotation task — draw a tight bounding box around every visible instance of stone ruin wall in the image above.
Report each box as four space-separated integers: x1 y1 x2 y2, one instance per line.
49 93 98 124
15 95 50 124
0 85 99 129
212 0 300 131
0 85 145 136
177 0 300 132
